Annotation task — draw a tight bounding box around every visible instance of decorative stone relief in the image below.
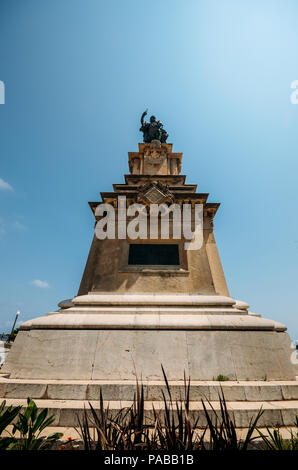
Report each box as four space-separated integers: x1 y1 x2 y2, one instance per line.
137 181 175 205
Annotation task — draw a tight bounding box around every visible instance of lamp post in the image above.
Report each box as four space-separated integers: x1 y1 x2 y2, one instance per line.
8 310 20 342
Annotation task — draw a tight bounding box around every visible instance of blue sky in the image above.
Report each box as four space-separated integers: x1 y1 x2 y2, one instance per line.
0 0 297 341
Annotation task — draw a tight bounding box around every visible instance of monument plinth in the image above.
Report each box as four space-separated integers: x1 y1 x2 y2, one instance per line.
0 115 297 428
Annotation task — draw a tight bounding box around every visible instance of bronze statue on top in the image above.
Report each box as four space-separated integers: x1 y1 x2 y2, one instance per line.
140 109 168 143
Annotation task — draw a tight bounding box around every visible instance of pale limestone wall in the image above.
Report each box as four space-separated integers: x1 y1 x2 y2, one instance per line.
128 143 182 176
79 211 229 295
205 232 230 296
4 329 295 381
80 141 228 295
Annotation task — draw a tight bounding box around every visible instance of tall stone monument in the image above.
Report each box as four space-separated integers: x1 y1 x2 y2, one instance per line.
0 113 297 428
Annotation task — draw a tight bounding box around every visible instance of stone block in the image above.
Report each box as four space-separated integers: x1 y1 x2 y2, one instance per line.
244 385 283 401
4 382 47 399
47 383 87 400
209 385 246 401
281 384 298 400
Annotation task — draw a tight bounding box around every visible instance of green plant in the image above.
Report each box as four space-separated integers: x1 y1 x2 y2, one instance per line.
258 416 298 450
0 400 21 450
200 388 263 450
77 369 265 451
152 366 204 450
216 375 230 382
77 390 125 450
78 367 204 451
78 381 156 451
77 382 157 451
11 397 62 450
6 328 19 343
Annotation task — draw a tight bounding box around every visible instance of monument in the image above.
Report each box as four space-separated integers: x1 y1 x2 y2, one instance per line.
0 112 297 429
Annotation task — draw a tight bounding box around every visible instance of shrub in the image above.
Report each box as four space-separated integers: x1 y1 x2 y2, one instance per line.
77 367 263 451
216 375 230 382
258 416 298 450
11 397 62 450
0 400 21 450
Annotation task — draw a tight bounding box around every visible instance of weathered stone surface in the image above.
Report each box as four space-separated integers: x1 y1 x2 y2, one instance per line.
47 384 88 400
1 378 298 402
208 384 246 401
0 382 7 397
4 382 47 399
18 312 287 331
3 330 98 380
91 330 190 381
244 384 283 401
3 329 295 381
281 383 298 399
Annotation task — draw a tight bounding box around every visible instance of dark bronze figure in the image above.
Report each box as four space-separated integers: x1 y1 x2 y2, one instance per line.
140 109 168 143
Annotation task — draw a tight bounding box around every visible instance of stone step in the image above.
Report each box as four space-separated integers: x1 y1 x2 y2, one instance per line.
1 378 298 402
20 312 286 331
1 397 298 428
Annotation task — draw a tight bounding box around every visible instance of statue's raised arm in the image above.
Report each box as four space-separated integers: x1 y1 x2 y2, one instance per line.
140 109 148 128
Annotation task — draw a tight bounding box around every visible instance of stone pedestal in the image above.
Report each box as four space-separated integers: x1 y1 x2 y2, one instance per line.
2 293 295 382
1 142 297 428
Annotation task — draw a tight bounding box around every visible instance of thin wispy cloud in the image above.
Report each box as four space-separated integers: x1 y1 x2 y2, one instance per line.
31 279 50 289
0 216 27 236
0 178 13 191
14 220 27 231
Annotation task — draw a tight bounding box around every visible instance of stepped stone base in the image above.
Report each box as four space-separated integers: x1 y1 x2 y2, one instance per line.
2 294 296 382
0 377 297 428
1 294 297 429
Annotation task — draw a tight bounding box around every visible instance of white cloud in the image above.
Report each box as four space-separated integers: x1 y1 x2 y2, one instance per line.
0 178 13 191
14 220 27 231
31 279 50 289
0 216 27 236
